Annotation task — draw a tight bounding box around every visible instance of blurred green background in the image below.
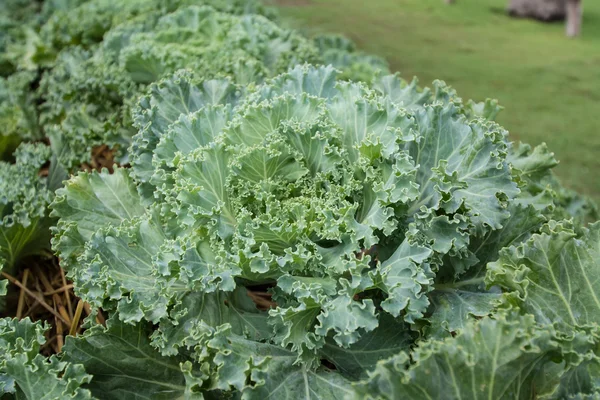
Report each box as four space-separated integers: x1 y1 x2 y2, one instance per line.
271 0 600 202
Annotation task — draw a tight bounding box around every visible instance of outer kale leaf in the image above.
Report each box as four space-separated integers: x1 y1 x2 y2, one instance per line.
0 318 92 399
374 74 503 121
190 324 353 399
427 203 545 337
353 313 588 400
407 103 518 234
152 287 272 356
550 359 600 400
508 141 597 224
51 168 146 267
487 221 600 333
318 313 413 380
62 316 193 400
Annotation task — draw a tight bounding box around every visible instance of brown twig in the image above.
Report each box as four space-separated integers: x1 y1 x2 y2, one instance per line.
1 272 70 325
69 300 85 337
247 290 276 310
55 314 64 353
54 294 71 326
60 268 73 318
43 284 74 296
96 309 106 325
36 266 55 293
16 269 30 318
22 300 41 318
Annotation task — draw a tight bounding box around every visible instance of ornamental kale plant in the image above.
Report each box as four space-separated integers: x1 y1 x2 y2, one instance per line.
0 1 599 399
37 3 319 171
19 65 592 399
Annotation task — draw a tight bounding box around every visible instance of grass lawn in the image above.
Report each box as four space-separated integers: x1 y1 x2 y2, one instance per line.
271 0 600 202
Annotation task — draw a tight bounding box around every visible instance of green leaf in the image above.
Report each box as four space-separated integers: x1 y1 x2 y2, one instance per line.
227 94 323 148
175 143 235 234
0 216 53 270
242 363 352 400
75 214 173 323
549 359 600 400
0 318 46 368
465 98 503 121
319 313 413 380
0 318 92 399
428 273 500 338
195 325 353 399
153 287 271 356
327 82 414 163
132 70 241 189
51 168 145 267
470 203 546 266
271 271 379 357
370 239 433 322
426 204 545 337
4 355 92 400
373 74 431 110
487 221 600 333
257 64 339 99
408 104 518 233
353 313 572 400
62 317 190 400
508 142 558 193
154 104 232 169
176 233 239 292
507 142 597 223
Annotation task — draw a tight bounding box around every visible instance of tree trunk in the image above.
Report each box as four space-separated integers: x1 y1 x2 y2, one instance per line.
565 0 582 37
507 0 566 21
